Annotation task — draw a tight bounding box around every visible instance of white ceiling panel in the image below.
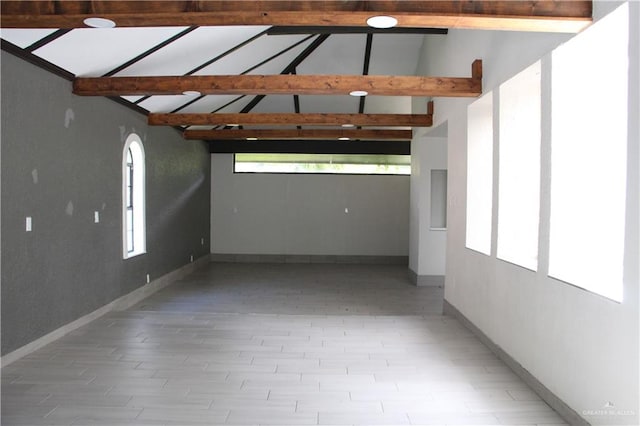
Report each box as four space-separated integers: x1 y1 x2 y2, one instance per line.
138 94 195 113
0 29 58 49
368 34 424 76
115 26 268 77
193 34 310 76
179 95 251 114
121 95 145 103
33 27 188 77
213 96 254 114
297 34 365 75
249 95 296 113
245 38 316 75
299 95 359 113
364 96 412 114
184 125 215 130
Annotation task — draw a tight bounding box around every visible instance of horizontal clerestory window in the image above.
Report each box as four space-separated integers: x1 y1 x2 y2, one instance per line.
234 153 411 175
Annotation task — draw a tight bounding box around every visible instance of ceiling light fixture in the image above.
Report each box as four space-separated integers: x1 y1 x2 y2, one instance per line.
246 137 258 141
341 123 355 128
366 15 398 29
182 90 201 96
339 137 350 141
83 17 116 28
349 90 368 97
226 124 240 127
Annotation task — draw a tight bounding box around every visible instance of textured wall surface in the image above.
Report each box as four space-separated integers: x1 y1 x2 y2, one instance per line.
415 2 639 424
409 134 447 277
211 154 409 256
1 51 211 355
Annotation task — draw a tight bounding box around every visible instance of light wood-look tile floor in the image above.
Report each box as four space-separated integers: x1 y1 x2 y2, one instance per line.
2 263 567 425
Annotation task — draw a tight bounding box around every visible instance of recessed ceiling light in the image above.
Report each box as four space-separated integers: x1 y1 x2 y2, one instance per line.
83 17 116 28
349 90 368 97
341 123 355 128
246 137 258 141
339 137 350 141
366 15 398 29
182 90 201 96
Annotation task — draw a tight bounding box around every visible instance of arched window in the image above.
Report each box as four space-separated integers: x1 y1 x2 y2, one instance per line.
122 133 146 258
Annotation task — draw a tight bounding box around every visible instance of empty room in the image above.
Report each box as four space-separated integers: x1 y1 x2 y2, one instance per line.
1 1 638 425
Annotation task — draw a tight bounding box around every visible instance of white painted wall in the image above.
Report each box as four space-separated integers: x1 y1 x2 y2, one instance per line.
414 2 639 424
211 154 409 256
409 132 447 277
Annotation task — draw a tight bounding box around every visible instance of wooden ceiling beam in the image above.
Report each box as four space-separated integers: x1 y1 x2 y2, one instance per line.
74 74 480 97
150 112 432 127
0 1 592 33
265 26 449 36
73 62 482 97
183 129 412 141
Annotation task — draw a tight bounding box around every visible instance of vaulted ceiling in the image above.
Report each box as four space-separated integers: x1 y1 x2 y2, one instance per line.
0 1 592 151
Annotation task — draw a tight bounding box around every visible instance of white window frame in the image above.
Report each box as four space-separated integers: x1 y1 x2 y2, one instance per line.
122 133 146 259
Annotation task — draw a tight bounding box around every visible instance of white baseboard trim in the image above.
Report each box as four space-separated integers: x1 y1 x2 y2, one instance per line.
1 255 210 368
443 299 590 426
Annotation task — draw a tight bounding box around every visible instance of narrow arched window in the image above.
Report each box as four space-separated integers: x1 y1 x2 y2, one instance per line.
122 134 146 258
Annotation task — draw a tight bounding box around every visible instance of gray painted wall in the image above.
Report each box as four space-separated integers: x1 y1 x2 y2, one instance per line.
1 51 211 355
211 154 409 256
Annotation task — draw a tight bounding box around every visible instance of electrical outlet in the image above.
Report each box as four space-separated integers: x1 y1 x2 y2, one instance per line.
94 211 100 223
201 237 205 245
26 217 32 232
146 274 150 284
190 255 194 262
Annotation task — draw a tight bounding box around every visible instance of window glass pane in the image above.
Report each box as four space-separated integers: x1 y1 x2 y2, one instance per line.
125 177 132 208
549 3 628 302
126 206 134 252
234 153 410 175
123 135 146 258
127 231 134 253
126 209 134 232
497 61 541 271
466 92 493 255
